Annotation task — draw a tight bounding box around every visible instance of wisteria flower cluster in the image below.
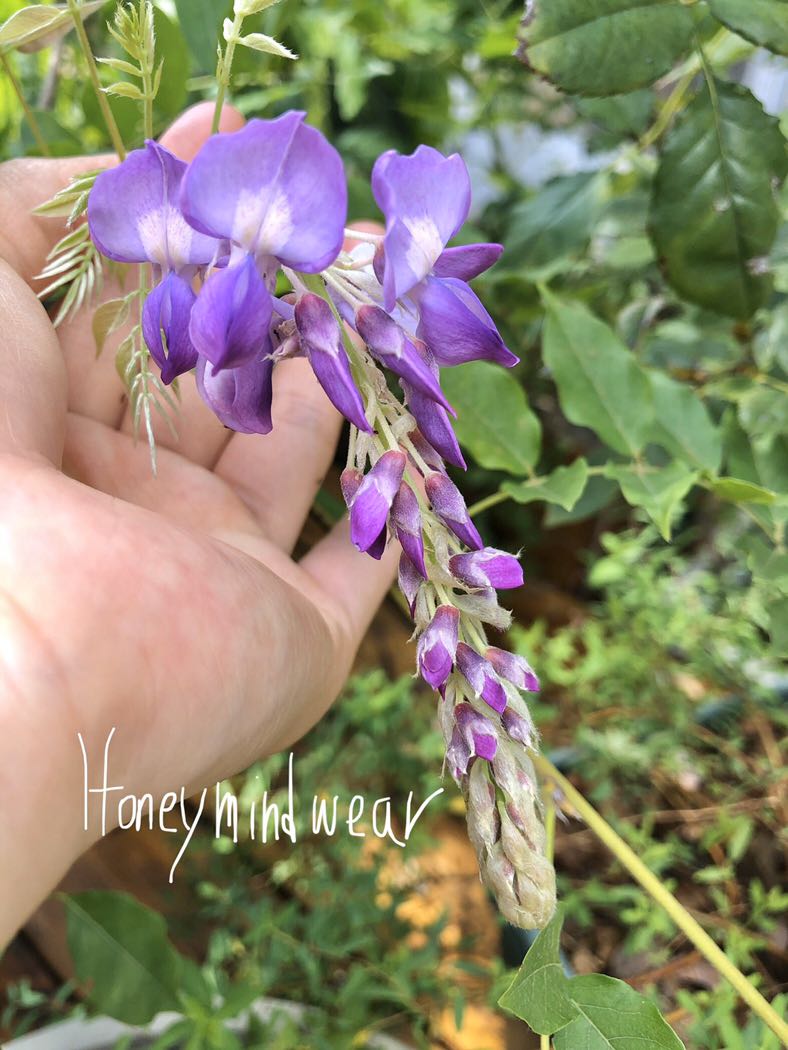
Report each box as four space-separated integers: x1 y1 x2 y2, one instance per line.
87 110 556 929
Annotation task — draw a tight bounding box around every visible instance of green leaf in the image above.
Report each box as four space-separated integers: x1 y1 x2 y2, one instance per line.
498 909 576 1034
500 910 685 1048
646 371 722 473
517 0 695 97
502 459 589 511
605 461 698 540
649 79 788 320
151 8 189 120
64 891 183 1025
238 32 297 59
707 0 788 56
554 973 685 1049
706 476 777 506
500 173 608 279
541 289 653 457
441 361 542 475
0 1 104 53
92 295 132 356
174 0 230 71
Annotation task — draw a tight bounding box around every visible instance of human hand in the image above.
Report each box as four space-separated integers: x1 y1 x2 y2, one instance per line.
0 104 395 946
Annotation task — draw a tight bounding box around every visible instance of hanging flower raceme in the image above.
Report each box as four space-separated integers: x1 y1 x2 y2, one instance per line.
85 115 556 930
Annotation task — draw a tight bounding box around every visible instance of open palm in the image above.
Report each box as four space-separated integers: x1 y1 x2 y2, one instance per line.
0 105 395 940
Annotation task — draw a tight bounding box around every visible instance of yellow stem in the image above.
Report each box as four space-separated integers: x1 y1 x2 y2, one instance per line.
66 0 126 158
533 754 788 1044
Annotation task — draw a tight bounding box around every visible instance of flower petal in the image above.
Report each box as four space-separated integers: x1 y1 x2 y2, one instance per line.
349 450 406 553
89 140 217 268
295 293 371 432
196 353 273 435
391 482 427 578
399 341 465 470
425 471 483 550
417 276 519 368
433 243 503 281
355 305 453 412
450 548 524 590
372 145 471 310
181 112 347 272
417 605 459 689
142 272 199 385
190 254 273 370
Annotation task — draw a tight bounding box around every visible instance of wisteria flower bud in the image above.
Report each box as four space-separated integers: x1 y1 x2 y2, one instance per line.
486 646 540 692
465 760 499 849
340 466 363 508
398 552 423 616
355 305 453 411
391 482 426 577
449 548 524 590
295 293 371 433
447 702 499 779
456 642 507 713
141 272 199 385
349 450 406 554
501 707 535 747
417 605 459 689
401 344 466 470
234 0 280 15
424 472 483 550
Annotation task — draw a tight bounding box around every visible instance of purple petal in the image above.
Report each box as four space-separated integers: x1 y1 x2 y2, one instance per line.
398 552 423 615
295 294 371 432
355 306 453 412
501 707 534 747
89 140 218 268
349 450 406 553
449 549 524 590
190 254 273 370
340 466 363 508
196 353 273 435
416 277 518 368
367 526 389 561
433 243 503 281
142 272 199 385
408 428 453 473
372 145 471 310
417 605 459 689
424 471 483 550
486 647 540 693
400 342 466 471
181 113 346 272
391 482 427 578
456 643 507 714
455 702 498 761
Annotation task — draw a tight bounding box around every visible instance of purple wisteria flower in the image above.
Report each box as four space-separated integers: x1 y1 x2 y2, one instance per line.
371 144 516 368
85 112 554 930
295 294 370 433
347 450 406 556
450 549 524 590
181 112 346 428
446 701 499 779
456 642 507 714
424 471 483 550
88 140 219 384
417 605 460 689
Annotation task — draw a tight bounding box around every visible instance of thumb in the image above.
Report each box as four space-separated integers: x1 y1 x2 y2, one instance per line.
159 101 245 161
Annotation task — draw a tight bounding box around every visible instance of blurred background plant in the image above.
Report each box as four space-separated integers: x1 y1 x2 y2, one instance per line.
0 0 786 1047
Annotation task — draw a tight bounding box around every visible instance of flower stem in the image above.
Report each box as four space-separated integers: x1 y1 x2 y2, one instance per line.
212 12 242 134
467 490 510 517
533 754 788 1044
0 52 50 156
66 0 126 159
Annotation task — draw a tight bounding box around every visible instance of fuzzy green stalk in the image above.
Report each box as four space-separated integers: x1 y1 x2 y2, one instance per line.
212 10 243 134
66 0 126 159
534 754 788 1044
0 51 50 156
